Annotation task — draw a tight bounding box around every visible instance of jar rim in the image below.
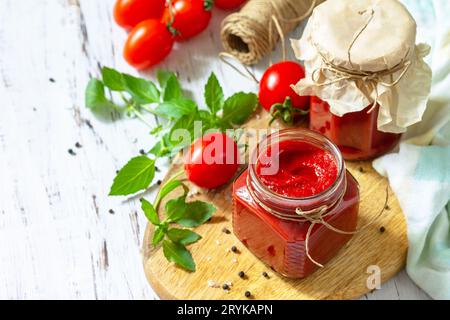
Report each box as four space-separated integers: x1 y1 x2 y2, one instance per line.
248 128 345 206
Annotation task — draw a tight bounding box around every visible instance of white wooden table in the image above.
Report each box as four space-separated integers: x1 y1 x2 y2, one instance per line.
0 0 431 300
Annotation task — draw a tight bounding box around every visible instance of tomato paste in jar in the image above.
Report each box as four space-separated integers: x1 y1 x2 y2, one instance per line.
256 140 338 198
233 129 359 278
310 97 402 160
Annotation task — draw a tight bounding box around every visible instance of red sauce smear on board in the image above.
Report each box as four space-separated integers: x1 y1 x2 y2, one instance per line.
256 140 338 198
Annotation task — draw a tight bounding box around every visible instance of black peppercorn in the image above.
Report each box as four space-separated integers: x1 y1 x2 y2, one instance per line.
222 227 231 234
245 291 251 298
379 226 386 233
139 149 146 155
262 271 269 278
238 271 245 278
157 180 162 186
231 246 238 253
68 149 76 156
109 209 115 214
222 284 230 290
75 142 82 148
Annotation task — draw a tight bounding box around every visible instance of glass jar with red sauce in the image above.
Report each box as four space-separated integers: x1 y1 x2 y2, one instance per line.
232 129 359 278
310 97 402 160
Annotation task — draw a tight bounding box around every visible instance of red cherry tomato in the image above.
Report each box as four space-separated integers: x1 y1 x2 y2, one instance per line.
214 0 247 10
114 0 165 30
259 61 309 112
124 19 174 70
185 133 239 189
161 0 212 41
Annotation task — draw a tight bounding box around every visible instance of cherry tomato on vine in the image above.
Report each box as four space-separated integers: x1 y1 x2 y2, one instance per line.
214 0 247 10
161 0 213 41
185 133 239 189
124 19 174 70
114 0 165 30
259 61 309 112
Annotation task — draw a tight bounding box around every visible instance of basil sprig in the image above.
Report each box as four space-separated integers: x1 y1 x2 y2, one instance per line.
140 174 215 271
85 68 256 271
86 67 258 197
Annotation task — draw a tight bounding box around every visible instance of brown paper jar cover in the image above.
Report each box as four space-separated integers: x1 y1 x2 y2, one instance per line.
292 0 432 134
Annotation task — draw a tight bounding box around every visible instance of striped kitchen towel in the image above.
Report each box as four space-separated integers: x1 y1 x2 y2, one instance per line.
373 0 450 300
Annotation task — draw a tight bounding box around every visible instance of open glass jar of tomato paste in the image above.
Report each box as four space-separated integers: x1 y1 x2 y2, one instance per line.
291 0 432 160
232 129 359 278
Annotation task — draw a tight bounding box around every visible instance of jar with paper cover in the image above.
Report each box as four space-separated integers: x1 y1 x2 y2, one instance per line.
291 0 432 160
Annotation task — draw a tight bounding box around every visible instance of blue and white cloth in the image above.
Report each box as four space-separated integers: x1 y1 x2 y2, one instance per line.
373 0 450 300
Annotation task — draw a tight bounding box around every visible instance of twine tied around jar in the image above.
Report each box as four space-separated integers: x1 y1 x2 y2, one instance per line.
247 175 389 268
307 8 412 114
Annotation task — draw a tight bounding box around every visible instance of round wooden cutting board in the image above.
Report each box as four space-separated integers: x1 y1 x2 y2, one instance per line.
143 109 408 300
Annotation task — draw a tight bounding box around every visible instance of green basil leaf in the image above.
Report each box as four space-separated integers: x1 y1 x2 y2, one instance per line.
149 134 172 157
204 72 224 114
198 109 213 121
157 70 182 101
163 74 182 101
101 67 125 91
140 198 159 225
149 140 167 157
170 112 198 137
154 98 197 120
167 112 201 154
158 180 188 204
167 229 202 245
165 195 188 222
162 240 195 272
222 92 258 126
177 201 216 228
198 109 215 130
157 70 176 88
152 226 166 246
123 74 160 104
85 79 113 110
109 156 155 196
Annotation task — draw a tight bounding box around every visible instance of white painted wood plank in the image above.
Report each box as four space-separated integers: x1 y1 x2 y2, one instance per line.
0 0 430 300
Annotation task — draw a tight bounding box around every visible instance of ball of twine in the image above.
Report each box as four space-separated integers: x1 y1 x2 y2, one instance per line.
221 0 323 65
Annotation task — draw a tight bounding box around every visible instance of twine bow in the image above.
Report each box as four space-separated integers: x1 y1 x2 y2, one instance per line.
296 201 358 268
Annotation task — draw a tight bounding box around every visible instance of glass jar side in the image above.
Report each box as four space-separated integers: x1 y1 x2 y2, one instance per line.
232 128 360 278
233 170 360 278
310 97 401 160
